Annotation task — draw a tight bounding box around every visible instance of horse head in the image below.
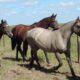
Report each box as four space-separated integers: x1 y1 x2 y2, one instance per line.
48 14 59 30
0 19 13 38
72 17 80 36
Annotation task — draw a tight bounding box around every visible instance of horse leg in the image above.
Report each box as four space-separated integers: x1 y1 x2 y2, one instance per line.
44 51 50 65
23 40 28 58
16 40 21 61
17 44 26 62
34 52 41 67
11 38 16 50
29 49 35 67
16 45 19 60
65 51 76 77
53 52 63 70
29 49 41 68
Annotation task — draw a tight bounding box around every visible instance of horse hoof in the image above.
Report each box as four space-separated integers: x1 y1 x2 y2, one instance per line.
28 63 33 69
53 66 59 71
47 63 52 67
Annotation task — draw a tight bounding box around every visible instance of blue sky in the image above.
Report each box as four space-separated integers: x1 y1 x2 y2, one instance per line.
0 0 80 25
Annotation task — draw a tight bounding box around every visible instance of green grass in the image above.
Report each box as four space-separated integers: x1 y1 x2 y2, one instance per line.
0 34 80 80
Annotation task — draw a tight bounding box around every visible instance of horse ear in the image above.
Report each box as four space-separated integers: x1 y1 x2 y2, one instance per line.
4 20 7 23
1 19 3 23
77 16 79 20
76 16 80 23
51 13 54 16
51 14 57 19
54 14 57 18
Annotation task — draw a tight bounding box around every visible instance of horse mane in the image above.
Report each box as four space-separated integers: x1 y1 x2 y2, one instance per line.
38 16 50 23
61 20 76 28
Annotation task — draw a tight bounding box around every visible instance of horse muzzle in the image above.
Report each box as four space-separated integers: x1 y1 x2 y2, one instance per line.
8 32 13 38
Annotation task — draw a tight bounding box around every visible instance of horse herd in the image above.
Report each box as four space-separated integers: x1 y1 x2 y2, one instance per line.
0 14 80 77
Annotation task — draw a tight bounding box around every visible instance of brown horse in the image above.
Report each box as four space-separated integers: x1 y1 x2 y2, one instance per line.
0 19 13 39
11 14 59 62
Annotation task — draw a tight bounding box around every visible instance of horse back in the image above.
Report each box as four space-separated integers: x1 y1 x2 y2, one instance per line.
12 24 33 39
11 24 33 50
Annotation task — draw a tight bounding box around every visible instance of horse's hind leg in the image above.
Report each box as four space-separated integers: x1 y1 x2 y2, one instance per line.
16 44 22 61
53 52 63 70
34 52 41 67
44 51 50 65
17 44 26 62
30 49 40 68
23 40 28 58
29 49 35 67
16 45 19 60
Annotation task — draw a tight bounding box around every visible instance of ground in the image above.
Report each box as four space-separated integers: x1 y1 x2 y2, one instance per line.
0 35 80 80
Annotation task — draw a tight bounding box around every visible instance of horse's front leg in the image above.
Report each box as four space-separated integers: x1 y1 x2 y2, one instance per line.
53 52 63 70
65 51 76 77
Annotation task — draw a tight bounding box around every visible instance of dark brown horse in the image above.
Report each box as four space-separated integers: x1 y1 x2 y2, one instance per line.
0 19 13 39
11 14 59 62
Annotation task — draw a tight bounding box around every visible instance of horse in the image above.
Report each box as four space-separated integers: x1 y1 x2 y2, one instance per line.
0 19 13 39
11 14 59 63
26 17 80 76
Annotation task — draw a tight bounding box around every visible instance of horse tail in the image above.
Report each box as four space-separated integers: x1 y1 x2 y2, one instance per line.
11 37 17 50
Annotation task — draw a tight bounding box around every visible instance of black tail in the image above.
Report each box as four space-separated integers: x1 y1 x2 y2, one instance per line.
11 37 17 50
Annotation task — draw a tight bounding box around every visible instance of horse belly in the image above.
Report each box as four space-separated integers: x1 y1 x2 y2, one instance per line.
27 29 52 51
28 31 51 51
35 35 52 51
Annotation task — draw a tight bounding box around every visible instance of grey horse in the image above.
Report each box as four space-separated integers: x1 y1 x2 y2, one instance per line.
26 17 80 76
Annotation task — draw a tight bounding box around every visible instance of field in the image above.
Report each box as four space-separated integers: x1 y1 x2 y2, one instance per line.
0 34 80 80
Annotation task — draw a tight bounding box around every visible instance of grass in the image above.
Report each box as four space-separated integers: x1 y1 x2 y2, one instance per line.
0 34 80 80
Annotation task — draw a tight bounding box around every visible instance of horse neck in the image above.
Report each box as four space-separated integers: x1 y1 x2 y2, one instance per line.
60 21 75 41
36 21 49 29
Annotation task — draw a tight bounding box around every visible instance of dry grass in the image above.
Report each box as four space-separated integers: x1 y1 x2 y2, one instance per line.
0 35 80 80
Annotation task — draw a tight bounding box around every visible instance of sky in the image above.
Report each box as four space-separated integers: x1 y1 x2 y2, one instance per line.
0 0 80 25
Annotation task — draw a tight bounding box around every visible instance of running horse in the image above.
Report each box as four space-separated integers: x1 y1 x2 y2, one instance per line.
26 17 80 76
11 14 59 62
0 19 13 39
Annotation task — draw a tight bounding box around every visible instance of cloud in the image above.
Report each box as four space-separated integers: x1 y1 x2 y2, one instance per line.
6 11 18 16
77 7 80 11
23 0 39 6
0 0 16 3
60 1 76 7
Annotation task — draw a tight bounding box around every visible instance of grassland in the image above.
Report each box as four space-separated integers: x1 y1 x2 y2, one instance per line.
0 34 80 80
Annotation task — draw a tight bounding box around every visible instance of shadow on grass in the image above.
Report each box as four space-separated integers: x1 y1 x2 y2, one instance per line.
2 57 30 62
18 63 69 74
66 75 80 80
18 63 80 80
2 57 22 62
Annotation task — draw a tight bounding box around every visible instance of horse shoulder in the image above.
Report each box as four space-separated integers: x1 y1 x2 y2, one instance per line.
52 31 67 51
